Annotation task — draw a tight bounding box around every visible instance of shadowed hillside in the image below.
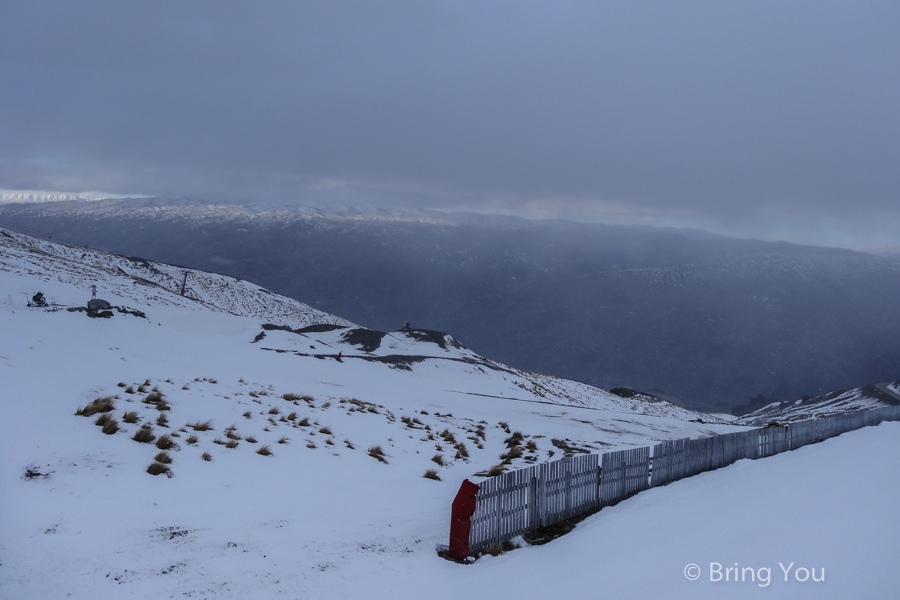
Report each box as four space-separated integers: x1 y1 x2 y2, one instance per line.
2 198 899 412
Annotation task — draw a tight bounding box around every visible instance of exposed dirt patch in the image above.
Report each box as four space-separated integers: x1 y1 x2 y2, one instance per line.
341 328 387 353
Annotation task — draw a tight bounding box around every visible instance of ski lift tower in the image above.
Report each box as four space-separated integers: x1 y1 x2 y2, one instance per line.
180 271 190 296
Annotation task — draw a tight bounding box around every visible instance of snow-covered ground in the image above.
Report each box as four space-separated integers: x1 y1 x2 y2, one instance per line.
2 229 897 599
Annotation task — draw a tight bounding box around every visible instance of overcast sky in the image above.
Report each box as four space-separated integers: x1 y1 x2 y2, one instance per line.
1 1 898 248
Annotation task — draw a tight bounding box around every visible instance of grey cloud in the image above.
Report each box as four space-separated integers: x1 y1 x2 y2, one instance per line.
1 1 899 245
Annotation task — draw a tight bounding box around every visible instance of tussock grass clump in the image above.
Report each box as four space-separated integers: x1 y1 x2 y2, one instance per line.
486 464 506 477
526 440 538 452
368 446 388 463
287 412 297 421
186 434 199 445
423 469 441 481
431 454 444 466
122 411 140 424
256 445 273 456
213 437 226 445
325 438 334 446
96 414 119 435
155 399 170 411
225 439 239 449
344 440 355 450
440 429 456 444
498 421 510 433
76 396 116 417
117 382 127 388
143 391 163 404
455 443 469 460
322 401 331 409
182 384 190 390
154 451 172 464
156 413 168 427
201 452 212 461
133 425 155 444
504 431 524 447
500 446 523 462
243 411 252 419
137 384 148 394
306 441 316 449
156 434 177 450
125 386 135 394
297 417 310 427
268 407 280 415
147 461 170 476
319 426 332 435
245 436 258 444
188 420 213 431
278 436 290 444
282 393 302 402
224 426 241 440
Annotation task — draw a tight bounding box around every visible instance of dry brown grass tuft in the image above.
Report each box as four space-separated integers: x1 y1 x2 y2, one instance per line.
245 435 258 444
455 443 469 460
122 411 139 424
297 417 310 427
368 446 388 463
186 434 199 445
188 420 213 431
98 414 119 435
319 426 332 435
431 453 445 466
268 407 280 415
423 469 441 481
125 386 135 394
201 452 212 461
117 382 127 388
504 431 524 447
133 425 155 444
213 437 226 445
154 451 172 464
156 434 177 450
500 446 523 462
278 436 290 444
156 413 169 427
143 391 163 404
344 439 356 450
225 439 239 449
287 412 297 421
147 461 170 476
526 440 538 452
256 445 273 456
76 396 116 417
486 464 505 477
243 411 252 419
282 393 301 402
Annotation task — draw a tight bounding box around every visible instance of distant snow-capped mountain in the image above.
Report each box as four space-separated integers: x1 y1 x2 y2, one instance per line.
737 382 900 426
0 191 112 203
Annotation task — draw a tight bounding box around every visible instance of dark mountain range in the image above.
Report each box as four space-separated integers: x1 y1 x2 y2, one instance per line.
2 198 899 412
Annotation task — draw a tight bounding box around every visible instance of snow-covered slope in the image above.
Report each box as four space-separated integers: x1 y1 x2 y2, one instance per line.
0 228 355 330
12 227 895 599
738 383 900 426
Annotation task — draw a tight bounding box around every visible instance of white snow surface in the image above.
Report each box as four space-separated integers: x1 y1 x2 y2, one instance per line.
2 229 897 599
0 228 355 330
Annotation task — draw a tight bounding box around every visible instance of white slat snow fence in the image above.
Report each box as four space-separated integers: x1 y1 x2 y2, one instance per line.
466 405 900 555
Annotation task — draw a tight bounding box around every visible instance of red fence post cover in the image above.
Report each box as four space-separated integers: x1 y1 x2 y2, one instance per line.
448 478 480 560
